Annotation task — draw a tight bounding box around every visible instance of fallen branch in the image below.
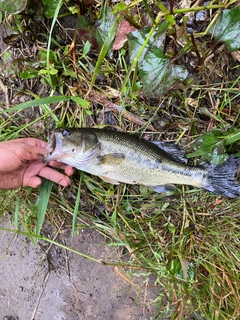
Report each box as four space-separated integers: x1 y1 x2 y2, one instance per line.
89 90 156 131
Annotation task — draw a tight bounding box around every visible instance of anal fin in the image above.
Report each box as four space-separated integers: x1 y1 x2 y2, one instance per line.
150 184 176 193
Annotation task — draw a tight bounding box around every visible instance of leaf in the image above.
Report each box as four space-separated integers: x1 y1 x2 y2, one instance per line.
169 258 195 287
187 129 240 164
127 25 188 97
113 19 137 50
41 0 62 18
71 96 90 109
98 6 117 43
76 6 117 53
188 131 228 164
14 196 20 230
0 0 27 13
169 258 183 279
76 16 103 52
111 3 128 14
83 41 91 56
207 7 240 52
20 69 39 79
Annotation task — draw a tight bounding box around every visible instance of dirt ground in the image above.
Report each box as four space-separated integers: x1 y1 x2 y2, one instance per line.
0 217 159 320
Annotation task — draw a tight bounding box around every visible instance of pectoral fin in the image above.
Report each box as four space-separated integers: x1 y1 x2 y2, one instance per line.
99 176 120 185
150 184 176 193
97 153 125 165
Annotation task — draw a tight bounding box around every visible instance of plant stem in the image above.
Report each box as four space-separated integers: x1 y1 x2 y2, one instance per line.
172 4 225 14
120 11 163 94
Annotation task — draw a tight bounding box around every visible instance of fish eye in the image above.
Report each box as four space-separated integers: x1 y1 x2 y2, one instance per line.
62 129 70 137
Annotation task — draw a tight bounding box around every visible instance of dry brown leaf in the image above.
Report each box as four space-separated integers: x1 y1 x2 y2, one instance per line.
113 19 136 50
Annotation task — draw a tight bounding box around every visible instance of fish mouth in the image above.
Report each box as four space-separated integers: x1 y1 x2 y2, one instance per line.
43 131 62 162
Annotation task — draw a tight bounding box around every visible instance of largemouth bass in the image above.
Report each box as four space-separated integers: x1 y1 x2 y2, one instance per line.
44 128 240 198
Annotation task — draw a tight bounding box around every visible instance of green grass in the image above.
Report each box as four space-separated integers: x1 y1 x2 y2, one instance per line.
1 0 240 318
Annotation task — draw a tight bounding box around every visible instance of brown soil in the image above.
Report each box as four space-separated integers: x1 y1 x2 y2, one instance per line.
0 218 159 320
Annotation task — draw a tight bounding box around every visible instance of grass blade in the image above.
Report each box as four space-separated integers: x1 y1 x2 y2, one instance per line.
36 179 53 235
72 174 82 237
89 15 121 91
0 96 71 113
14 196 20 230
0 227 102 263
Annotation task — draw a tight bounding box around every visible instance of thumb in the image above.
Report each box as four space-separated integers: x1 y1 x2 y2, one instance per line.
20 146 46 162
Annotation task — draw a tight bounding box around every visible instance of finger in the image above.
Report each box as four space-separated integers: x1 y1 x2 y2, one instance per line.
27 176 43 188
48 160 68 169
65 166 75 176
48 161 75 176
19 145 47 161
13 138 48 161
38 166 71 187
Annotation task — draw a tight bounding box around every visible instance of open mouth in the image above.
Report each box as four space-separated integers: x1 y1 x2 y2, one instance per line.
47 131 56 156
43 131 58 162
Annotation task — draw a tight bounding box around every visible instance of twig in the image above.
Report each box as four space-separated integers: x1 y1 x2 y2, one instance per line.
0 78 10 108
30 271 50 320
90 91 156 131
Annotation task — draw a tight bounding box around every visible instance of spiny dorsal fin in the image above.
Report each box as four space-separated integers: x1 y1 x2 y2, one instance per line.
150 141 187 164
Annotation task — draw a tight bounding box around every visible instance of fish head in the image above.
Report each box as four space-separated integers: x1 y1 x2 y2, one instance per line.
43 128 101 167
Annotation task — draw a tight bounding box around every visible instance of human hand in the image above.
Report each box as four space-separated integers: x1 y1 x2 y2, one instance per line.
0 138 75 190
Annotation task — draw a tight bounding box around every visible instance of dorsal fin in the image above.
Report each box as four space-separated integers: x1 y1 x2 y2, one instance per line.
150 141 188 164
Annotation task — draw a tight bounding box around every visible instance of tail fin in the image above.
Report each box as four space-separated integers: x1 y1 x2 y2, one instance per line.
203 155 240 198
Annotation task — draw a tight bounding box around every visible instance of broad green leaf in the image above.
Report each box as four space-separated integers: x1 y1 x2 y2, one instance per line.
207 7 240 52
76 6 117 54
169 258 195 285
128 25 188 96
188 131 228 164
76 16 103 52
169 258 183 279
188 129 240 164
0 0 27 13
111 3 128 14
71 96 90 109
41 0 62 18
20 69 39 79
49 68 58 75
